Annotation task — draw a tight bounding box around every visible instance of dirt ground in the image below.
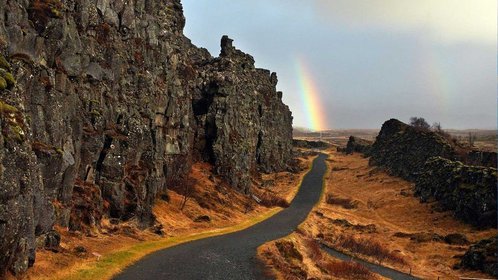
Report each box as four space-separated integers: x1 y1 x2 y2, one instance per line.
12 155 314 280
259 149 497 280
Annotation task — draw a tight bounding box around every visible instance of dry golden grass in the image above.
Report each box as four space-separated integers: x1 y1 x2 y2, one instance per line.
300 149 498 279
257 233 382 280
258 148 497 280
329 234 407 265
15 157 314 280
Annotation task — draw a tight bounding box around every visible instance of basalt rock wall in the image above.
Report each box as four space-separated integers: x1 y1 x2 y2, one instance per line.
415 157 497 228
0 0 293 275
369 119 497 229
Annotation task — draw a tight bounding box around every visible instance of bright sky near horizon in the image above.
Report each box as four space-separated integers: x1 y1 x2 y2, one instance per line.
182 0 496 130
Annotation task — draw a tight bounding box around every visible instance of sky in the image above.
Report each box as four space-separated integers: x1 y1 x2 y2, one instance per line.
182 0 496 130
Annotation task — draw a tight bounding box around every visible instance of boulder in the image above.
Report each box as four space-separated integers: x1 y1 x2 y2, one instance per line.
344 136 372 155
460 237 497 277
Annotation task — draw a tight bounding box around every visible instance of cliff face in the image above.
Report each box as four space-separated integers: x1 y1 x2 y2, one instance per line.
0 0 293 275
192 36 293 191
415 157 497 228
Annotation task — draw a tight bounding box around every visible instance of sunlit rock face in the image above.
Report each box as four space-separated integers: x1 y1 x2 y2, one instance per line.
0 0 292 275
369 119 457 181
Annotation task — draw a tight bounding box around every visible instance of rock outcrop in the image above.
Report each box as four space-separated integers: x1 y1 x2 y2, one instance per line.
292 139 329 149
344 136 372 155
460 236 497 277
192 36 293 191
369 119 497 229
369 119 456 181
415 157 497 228
0 0 293 275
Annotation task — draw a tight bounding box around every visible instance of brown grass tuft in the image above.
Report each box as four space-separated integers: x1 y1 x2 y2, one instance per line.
260 241 307 280
318 260 375 279
325 194 358 209
330 234 407 265
259 191 290 208
303 237 323 262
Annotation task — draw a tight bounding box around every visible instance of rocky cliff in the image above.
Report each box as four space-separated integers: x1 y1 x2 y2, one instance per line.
369 119 456 181
369 120 497 227
415 157 496 228
0 0 293 275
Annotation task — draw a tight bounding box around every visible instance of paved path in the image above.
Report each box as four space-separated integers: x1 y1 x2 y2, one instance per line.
115 153 328 280
115 153 419 280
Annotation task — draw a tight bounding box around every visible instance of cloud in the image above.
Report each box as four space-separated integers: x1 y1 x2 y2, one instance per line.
312 0 496 44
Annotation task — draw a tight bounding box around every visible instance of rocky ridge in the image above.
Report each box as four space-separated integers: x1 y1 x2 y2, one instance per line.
344 136 372 155
369 119 457 181
415 157 496 228
365 119 497 276
0 0 293 275
368 119 497 228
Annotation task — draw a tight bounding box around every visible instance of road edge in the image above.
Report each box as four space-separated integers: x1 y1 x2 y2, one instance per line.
60 155 318 280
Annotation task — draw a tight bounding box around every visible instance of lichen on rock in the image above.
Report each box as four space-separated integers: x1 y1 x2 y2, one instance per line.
0 55 16 91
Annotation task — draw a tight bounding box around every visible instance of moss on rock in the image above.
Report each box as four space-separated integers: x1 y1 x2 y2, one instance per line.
0 77 6 90
0 68 15 89
0 100 26 142
0 56 16 91
0 54 11 71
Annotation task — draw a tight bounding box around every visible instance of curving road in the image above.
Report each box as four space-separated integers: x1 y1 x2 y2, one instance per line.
114 153 328 280
114 153 417 280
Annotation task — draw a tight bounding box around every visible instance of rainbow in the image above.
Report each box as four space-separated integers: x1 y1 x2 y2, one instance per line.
417 42 452 115
295 57 329 131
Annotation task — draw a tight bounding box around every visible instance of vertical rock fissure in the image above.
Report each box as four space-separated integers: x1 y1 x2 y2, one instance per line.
95 135 113 183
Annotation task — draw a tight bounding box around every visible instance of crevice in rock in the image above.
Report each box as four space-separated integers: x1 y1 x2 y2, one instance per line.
205 114 217 164
193 82 217 116
95 135 113 183
256 131 263 165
